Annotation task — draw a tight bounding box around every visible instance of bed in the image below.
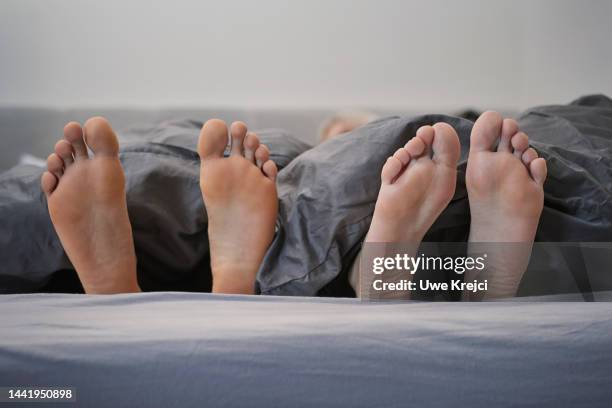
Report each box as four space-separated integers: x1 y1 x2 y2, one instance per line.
1 292 612 407
1 98 612 407
2 96 611 296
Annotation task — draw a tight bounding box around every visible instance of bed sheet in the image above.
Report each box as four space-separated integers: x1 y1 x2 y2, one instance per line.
1 292 611 407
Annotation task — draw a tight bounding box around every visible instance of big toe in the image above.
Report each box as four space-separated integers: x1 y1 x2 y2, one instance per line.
470 111 503 153
432 122 461 167
198 119 229 160
83 117 119 156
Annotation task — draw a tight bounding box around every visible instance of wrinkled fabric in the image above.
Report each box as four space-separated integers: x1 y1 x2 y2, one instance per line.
0 122 309 293
261 95 612 295
1 96 611 295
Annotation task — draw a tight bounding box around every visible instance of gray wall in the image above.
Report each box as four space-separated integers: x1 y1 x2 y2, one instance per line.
0 0 611 111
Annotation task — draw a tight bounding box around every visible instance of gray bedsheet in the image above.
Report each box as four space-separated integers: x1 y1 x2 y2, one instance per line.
1 95 611 295
1 292 611 407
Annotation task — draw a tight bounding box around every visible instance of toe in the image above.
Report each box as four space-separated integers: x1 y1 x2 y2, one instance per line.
82 117 120 157
262 160 278 182
392 147 411 166
498 118 518 152
255 144 270 169
511 132 529 158
415 125 434 158
230 121 248 157
432 122 461 167
530 158 547 186
470 111 503 152
54 139 74 167
41 171 58 196
198 119 229 160
380 156 403 185
522 147 538 166
405 135 425 158
244 132 260 163
47 153 64 179
64 122 88 160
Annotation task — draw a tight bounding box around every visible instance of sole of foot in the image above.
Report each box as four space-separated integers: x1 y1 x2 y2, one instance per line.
366 122 461 244
198 119 278 294
465 111 547 299
352 123 461 298
41 117 139 294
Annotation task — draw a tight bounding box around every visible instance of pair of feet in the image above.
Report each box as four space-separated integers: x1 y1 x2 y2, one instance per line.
41 111 546 298
362 111 547 299
42 118 278 294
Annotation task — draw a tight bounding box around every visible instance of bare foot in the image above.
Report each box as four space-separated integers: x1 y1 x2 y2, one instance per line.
366 123 461 244
465 111 547 299
351 124 461 296
198 120 278 294
41 118 139 294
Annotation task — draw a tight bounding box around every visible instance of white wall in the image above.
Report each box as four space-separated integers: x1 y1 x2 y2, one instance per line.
0 0 610 111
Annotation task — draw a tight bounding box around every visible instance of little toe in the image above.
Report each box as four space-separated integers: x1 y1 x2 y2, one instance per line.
262 160 278 182
498 118 518 152
230 121 248 157
415 125 434 158
64 122 88 160
198 119 229 160
244 132 260 163
47 153 64 179
255 144 270 169
392 147 411 166
530 158 547 186
41 171 58 196
521 148 538 166
432 122 461 167
511 132 529 159
405 135 425 158
470 111 503 153
54 140 74 167
380 156 403 185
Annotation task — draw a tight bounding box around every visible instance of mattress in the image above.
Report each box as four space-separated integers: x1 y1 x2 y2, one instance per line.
1 292 611 407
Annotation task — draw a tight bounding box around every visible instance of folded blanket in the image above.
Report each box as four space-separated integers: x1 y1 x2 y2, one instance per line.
1 95 611 295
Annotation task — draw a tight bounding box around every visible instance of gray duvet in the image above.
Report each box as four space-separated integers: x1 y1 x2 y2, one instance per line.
1 292 612 407
1 95 612 295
